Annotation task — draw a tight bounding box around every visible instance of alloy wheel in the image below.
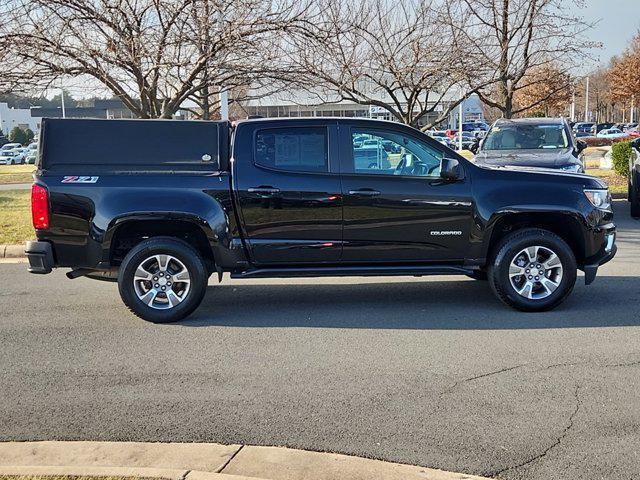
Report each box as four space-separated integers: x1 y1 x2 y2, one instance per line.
132 254 191 309
508 246 563 300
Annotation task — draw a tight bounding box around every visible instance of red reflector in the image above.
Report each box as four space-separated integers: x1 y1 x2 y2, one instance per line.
31 184 49 229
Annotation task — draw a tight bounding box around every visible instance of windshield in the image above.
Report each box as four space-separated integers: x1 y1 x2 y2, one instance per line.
483 124 569 150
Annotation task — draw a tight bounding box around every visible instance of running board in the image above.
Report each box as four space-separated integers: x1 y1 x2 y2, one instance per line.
231 265 474 279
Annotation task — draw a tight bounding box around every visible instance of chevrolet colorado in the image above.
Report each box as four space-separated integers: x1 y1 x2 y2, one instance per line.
26 117 616 322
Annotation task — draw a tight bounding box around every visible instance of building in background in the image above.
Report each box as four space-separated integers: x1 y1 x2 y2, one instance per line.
241 88 484 128
0 103 40 135
30 98 134 121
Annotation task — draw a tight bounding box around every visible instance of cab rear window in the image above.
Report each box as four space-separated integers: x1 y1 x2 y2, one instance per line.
255 127 328 173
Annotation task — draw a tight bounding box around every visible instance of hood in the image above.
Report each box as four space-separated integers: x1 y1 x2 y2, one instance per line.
475 148 577 168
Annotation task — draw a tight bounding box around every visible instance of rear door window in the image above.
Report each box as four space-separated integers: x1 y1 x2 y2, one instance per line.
255 127 328 173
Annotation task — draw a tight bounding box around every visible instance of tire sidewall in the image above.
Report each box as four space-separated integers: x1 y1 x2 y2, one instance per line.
118 239 208 323
491 231 577 311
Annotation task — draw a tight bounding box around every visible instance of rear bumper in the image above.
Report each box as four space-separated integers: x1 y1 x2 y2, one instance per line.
583 227 616 285
25 240 54 274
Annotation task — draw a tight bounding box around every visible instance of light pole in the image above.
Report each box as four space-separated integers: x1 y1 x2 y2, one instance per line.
458 101 463 151
584 77 589 122
60 89 66 119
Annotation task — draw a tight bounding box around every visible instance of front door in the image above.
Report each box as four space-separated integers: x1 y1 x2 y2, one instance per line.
339 123 473 263
234 123 343 265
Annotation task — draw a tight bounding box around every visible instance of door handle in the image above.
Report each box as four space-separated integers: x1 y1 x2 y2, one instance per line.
348 189 381 196
248 187 280 194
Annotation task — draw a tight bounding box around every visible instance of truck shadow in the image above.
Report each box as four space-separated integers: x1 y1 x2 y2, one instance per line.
175 274 640 330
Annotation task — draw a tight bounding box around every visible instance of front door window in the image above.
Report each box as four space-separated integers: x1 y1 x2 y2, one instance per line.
351 129 444 177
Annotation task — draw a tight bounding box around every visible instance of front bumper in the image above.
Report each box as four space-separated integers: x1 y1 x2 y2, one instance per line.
25 240 54 274
583 227 616 285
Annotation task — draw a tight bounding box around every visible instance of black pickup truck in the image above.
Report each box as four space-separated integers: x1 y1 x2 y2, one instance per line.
26 117 617 322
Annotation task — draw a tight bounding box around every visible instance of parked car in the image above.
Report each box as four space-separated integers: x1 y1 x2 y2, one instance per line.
572 122 595 137
0 150 22 165
1 142 23 151
353 143 391 171
475 118 586 173
596 128 627 139
12 147 28 163
629 138 640 218
462 121 490 138
26 117 616 322
25 145 38 164
626 126 640 137
427 131 456 149
452 132 478 150
590 123 616 136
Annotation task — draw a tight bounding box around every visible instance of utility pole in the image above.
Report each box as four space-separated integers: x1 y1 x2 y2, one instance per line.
584 77 589 122
220 87 229 121
218 4 228 121
570 89 575 122
60 89 66 119
458 101 463 151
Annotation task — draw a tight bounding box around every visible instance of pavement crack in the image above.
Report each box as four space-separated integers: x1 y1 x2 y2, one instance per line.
217 444 245 473
603 359 640 368
442 364 526 395
180 470 191 480
491 384 582 478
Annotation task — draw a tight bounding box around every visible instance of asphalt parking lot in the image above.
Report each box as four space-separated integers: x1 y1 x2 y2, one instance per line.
1 201 639 480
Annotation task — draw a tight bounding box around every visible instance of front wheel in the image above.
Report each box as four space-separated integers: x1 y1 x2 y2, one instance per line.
488 229 577 312
118 237 208 323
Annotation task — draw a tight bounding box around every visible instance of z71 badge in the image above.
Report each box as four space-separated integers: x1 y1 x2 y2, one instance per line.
61 176 99 184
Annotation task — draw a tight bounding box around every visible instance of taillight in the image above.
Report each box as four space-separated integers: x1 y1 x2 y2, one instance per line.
31 184 49 230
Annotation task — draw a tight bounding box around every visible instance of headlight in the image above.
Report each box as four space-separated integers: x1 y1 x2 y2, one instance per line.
560 164 582 173
584 189 611 210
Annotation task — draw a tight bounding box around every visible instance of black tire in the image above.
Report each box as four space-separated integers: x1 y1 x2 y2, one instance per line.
631 174 640 218
118 236 208 323
467 270 488 281
488 228 577 312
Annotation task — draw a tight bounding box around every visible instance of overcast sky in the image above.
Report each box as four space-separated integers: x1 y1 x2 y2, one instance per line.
583 0 640 66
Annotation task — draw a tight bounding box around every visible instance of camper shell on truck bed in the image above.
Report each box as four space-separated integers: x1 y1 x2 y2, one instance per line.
38 118 231 173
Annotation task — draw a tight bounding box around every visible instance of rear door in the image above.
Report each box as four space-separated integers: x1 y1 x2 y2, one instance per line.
339 122 473 263
233 121 343 265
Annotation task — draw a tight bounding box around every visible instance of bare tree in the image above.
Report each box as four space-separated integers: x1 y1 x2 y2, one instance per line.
270 0 483 130
0 0 306 118
448 0 595 118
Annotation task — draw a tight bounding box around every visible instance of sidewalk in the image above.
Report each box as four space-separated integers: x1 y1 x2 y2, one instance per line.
0 441 491 480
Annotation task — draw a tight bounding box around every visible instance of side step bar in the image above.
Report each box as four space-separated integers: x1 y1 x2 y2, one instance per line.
231 265 474 279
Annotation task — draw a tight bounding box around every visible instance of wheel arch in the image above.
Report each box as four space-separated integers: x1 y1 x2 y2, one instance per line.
105 214 218 273
483 211 586 267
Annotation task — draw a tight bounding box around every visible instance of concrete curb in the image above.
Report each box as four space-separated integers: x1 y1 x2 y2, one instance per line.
0 466 260 480
1 244 25 258
0 441 492 480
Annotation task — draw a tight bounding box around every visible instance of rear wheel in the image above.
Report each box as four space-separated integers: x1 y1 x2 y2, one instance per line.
489 229 577 312
118 237 208 323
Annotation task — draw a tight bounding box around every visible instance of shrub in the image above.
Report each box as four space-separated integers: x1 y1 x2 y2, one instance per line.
8 126 27 145
580 136 632 147
611 140 632 179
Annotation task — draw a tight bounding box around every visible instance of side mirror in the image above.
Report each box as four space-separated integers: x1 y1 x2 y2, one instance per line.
576 139 587 153
469 138 480 154
633 138 640 151
440 157 460 181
